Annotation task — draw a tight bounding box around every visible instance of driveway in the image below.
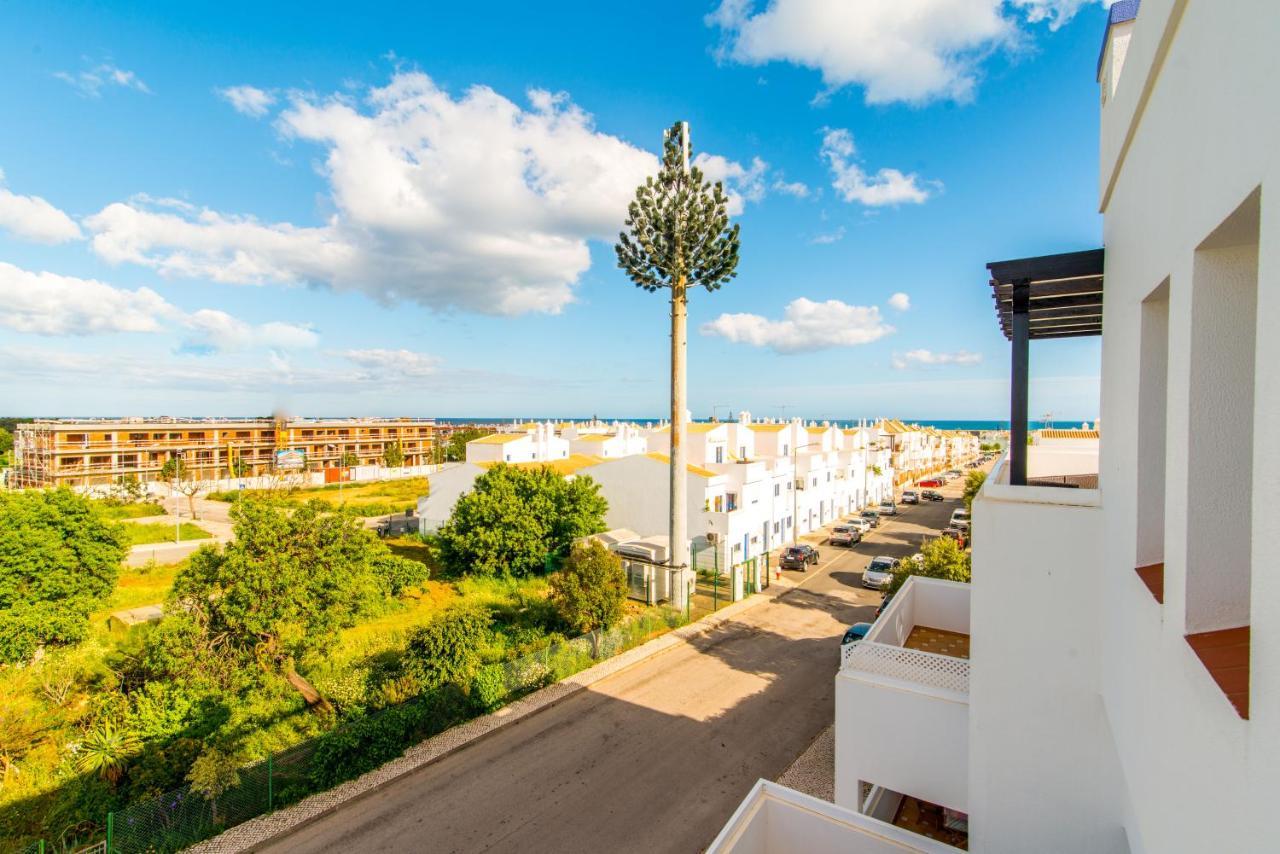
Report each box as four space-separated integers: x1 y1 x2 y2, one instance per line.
258 483 971 854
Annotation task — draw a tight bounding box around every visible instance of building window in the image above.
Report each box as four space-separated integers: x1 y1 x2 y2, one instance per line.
1137 278 1170 579
826 471 831 482
727 493 737 511
782 444 789 456
774 484 780 497
787 481 792 491
714 495 723 513
715 446 724 463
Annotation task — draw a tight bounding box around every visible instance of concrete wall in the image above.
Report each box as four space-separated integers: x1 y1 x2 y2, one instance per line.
969 472 1127 853
1097 1 1280 850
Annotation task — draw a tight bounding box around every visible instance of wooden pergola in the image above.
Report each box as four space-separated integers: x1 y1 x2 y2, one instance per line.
987 248 1104 485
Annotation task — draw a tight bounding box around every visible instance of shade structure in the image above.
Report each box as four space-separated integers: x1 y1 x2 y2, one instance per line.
987 248 1104 485
989 248 1104 340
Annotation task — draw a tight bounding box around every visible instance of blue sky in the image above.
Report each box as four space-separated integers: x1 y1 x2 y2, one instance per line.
0 0 1111 421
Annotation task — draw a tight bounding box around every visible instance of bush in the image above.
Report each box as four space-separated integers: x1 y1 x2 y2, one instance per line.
469 664 507 713
549 540 627 635
404 608 490 690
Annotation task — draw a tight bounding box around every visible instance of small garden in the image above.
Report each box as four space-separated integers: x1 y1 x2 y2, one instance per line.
2 465 679 852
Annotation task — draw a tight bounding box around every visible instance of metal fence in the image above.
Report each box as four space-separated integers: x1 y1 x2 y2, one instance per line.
22 608 689 854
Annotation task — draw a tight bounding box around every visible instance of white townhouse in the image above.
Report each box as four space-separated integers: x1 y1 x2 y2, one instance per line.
463 421 569 465
712 1 1280 852
562 421 648 458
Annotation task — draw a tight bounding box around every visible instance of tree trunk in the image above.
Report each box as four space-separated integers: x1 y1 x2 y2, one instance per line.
284 666 334 713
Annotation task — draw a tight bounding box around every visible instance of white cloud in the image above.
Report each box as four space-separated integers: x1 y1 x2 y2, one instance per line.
809 226 845 245
692 153 768 215
0 260 315 352
217 85 276 117
83 72 668 315
891 348 983 369
772 178 811 198
888 292 911 311
181 309 318 353
0 183 82 243
820 129 934 206
708 0 1110 105
700 297 894 353
54 62 151 98
341 348 442 378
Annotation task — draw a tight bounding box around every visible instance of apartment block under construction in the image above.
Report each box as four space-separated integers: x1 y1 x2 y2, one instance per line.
12 417 442 488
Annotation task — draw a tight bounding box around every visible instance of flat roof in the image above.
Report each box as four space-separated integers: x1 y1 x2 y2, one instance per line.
988 248 1104 340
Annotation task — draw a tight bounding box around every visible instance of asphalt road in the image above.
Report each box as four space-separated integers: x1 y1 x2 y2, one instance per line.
259 477 973 854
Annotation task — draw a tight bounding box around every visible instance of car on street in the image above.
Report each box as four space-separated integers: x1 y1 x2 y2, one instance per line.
841 622 873 645
779 544 820 570
860 509 881 527
921 490 944 501
844 516 871 534
875 592 894 617
829 524 861 547
863 555 897 589
947 470 963 479
951 508 970 529
918 478 942 488
878 501 897 516
901 490 919 504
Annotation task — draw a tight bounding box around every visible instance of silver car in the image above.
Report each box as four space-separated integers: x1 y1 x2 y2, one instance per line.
863 556 897 590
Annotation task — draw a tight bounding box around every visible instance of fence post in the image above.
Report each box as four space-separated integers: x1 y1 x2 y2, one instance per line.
106 811 114 853
268 753 274 811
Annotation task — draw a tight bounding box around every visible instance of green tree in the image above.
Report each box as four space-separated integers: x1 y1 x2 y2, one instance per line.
170 499 428 705
963 470 987 512
885 536 972 597
404 608 489 690
340 450 359 468
0 489 125 663
550 539 627 636
436 464 608 577
382 441 405 468
187 746 242 823
442 428 494 462
0 426 12 457
615 121 740 571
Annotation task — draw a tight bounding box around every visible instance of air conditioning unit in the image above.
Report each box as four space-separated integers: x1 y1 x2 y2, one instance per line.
705 532 720 544
794 479 805 490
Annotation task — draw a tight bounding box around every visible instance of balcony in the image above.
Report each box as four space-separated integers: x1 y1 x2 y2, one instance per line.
836 577 970 816
708 781 955 854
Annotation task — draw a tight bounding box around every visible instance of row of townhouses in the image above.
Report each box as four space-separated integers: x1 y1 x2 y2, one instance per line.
711 1 1278 851
422 413 979 605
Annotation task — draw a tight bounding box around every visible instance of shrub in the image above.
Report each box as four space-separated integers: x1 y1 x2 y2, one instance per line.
469 664 507 713
549 540 627 635
404 608 490 689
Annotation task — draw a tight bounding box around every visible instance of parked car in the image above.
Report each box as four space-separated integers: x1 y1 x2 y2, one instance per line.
875 592 894 618
780 543 821 569
829 525 861 547
950 508 970 528
878 502 897 516
845 517 872 534
921 490 944 501
901 490 919 504
860 509 880 527
918 478 942 488
863 556 897 590
841 622 873 645
941 527 967 545
947 470 963 478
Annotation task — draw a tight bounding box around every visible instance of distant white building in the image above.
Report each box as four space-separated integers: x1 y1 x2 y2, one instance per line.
464 422 569 465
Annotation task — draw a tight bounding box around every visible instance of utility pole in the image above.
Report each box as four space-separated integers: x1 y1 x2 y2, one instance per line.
668 120 691 591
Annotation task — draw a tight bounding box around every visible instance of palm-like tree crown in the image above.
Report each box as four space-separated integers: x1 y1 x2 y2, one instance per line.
615 122 741 293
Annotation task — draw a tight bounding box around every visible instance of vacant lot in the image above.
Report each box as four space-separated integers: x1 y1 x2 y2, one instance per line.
119 520 213 546
94 501 168 520
209 477 429 517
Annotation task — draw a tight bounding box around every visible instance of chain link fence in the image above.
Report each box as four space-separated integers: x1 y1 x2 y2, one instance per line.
24 607 689 853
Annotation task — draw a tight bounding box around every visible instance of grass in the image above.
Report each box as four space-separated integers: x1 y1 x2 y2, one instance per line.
120 521 213 546
207 476 430 517
97 561 186 616
94 501 168 520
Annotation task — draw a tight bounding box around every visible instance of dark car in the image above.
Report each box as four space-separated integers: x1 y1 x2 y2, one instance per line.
921 490 944 501
876 592 895 618
860 509 881 527
841 622 873 645
779 544 820 570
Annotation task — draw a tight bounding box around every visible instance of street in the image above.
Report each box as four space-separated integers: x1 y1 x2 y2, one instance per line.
258 475 974 854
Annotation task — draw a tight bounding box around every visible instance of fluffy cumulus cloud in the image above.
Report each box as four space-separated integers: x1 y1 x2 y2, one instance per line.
0 260 315 353
888 292 911 311
772 178 811 198
0 179 82 243
821 129 933 206
692 153 768 215
700 297 894 354
891 348 983 369
54 62 151 98
218 85 276 117
81 73 698 315
708 0 1112 104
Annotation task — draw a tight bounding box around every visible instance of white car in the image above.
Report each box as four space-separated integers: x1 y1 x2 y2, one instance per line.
845 517 872 534
878 502 897 516
950 508 970 527
863 556 897 590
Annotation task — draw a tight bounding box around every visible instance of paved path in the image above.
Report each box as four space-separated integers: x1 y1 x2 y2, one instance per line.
259 485 968 854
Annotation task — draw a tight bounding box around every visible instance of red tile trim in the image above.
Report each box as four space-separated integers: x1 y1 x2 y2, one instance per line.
1186 626 1250 719
1135 563 1164 604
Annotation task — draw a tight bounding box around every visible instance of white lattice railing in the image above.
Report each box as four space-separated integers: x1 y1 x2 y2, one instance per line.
841 641 970 695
